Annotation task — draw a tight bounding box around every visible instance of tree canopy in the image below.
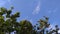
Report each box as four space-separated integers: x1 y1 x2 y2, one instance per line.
0 7 59 34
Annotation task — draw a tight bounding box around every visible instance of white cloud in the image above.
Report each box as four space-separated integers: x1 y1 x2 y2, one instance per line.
32 1 40 15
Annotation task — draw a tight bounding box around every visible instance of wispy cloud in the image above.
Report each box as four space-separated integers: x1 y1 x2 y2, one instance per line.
32 1 40 15
24 16 30 20
48 8 58 14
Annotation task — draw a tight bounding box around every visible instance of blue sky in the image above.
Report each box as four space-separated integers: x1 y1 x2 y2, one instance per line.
0 0 60 28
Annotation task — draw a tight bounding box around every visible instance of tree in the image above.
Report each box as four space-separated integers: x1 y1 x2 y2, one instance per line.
0 7 20 34
48 25 59 34
19 20 33 34
0 7 60 34
0 7 35 34
37 16 50 34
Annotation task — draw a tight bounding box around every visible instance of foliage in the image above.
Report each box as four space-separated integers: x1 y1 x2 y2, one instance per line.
0 7 60 34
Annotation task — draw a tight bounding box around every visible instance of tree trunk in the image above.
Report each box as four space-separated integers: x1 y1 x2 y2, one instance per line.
56 31 58 34
43 29 44 34
9 32 10 34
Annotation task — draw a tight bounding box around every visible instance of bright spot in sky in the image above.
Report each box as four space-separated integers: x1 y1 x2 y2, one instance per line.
58 30 60 33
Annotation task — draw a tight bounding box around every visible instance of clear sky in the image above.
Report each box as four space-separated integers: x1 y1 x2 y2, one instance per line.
0 0 60 28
